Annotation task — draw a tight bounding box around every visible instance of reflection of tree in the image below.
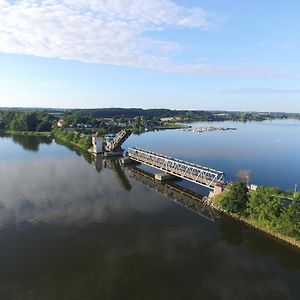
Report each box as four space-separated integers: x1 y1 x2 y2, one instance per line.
219 215 300 270
55 138 92 164
219 215 243 246
12 135 52 152
243 228 300 270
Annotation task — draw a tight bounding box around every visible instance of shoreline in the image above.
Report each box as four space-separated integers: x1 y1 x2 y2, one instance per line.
1 130 51 137
208 200 300 250
52 134 90 152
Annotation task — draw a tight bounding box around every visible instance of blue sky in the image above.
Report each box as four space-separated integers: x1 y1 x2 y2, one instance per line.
0 0 299 112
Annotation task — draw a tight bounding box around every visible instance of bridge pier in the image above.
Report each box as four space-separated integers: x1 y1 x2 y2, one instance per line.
120 157 139 165
155 172 177 181
209 185 225 198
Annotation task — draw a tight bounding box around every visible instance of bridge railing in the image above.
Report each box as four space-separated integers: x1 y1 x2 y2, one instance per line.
128 147 225 189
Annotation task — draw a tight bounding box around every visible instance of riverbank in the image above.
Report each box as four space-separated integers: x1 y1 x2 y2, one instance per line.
212 183 300 250
130 123 186 134
52 129 92 152
213 206 300 249
148 124 186 131
1 130 51 137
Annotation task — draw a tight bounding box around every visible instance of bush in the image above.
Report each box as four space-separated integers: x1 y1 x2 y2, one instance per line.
217 182 248 214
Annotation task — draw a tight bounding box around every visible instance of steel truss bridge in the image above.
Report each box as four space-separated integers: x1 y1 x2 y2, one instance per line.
128 147 225 190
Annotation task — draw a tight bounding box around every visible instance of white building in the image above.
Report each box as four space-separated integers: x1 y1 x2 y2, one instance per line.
92 132 103 154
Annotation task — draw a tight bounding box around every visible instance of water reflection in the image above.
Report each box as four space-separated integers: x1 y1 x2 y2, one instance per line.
12 134 52 152
128 167 217 221
92 154 103 172
123 120 300 190
129 165 300 272
103 158 132 191
0 152 169 229
0 135 300 299
55 137 93 164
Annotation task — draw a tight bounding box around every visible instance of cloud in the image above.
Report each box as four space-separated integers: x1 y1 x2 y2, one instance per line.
214 87 300 94
0 0 289 77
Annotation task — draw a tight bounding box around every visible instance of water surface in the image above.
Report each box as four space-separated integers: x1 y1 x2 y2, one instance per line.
0 122 300 299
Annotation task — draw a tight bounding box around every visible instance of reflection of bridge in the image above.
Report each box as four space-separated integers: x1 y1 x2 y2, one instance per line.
128 168 218 222
92 155 132 191
128 148 225 190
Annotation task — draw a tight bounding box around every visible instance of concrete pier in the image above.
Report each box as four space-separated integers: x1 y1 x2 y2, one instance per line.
155 172 177 181
120 157 139 165
209 185 225 198
104 151 124 157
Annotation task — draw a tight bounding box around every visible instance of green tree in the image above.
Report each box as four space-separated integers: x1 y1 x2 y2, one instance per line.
276 200 300 240
247 187 284 227
36 118 52 132
9 112 41 132
217 182 248 213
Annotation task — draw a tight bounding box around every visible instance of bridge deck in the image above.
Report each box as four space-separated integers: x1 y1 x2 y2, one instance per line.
128 147 225 189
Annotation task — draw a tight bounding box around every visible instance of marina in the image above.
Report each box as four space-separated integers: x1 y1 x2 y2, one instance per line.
182 126 237 133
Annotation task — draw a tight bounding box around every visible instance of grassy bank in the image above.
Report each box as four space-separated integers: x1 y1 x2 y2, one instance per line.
151 124 186 130
52 128 92 152
3 130 51 137
216 207 300 249
213 183 300 249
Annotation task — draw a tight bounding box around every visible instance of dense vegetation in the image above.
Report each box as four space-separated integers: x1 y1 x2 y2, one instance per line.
63 108 299 122
52 127 92 150
215 183 300 242
0 111 53 132
1 108 300 135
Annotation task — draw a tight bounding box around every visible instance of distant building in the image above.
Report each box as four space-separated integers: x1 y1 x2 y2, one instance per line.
249 184 258 191
214 113 229 117
57 119 65 127
160 117 179 122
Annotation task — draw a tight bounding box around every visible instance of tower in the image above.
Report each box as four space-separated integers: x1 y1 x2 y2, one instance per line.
92 131 103 154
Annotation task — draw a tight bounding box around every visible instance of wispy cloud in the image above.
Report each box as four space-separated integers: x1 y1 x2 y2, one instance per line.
214 87 300 94
0 0 290 77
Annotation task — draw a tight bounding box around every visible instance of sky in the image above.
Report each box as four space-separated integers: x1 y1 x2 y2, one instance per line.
0 0 299 112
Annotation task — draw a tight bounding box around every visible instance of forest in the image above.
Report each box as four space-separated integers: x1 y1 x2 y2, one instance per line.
0 111 53 132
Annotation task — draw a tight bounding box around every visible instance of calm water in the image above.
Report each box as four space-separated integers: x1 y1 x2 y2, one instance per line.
0 120 300 299
124 119 300 191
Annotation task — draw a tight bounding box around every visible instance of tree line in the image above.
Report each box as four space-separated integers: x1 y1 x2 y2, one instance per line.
0 111 53 132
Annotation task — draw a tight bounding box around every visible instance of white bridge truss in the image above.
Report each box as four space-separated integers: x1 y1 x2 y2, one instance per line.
128 148 225 189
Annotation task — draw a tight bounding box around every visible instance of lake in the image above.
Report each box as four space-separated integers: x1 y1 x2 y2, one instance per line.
0 120 300 299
